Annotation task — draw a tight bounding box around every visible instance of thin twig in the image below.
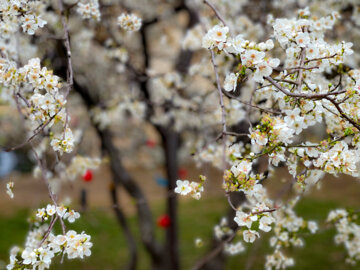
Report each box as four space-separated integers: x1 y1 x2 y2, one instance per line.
16 92 31 108
304 53 337 64
192 230 237 270
223 131 249 137
251 208 277 215
203 0 228 27
5 110 61 152
325 97 360 131
226 193 238 211
224 91 284 115
39 215 58 247
265 76 346 99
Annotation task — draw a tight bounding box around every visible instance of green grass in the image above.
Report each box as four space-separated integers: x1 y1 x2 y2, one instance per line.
0 197 358 270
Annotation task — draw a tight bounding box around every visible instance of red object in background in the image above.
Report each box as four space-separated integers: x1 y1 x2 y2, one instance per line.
146 139 157 148
157 214 171 228
178 168 188 179
82 169 93 182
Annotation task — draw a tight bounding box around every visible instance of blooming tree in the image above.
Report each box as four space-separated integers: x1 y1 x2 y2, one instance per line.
2 0 360 269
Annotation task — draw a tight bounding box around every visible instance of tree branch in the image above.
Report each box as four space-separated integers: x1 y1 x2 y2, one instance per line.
110 184 138 270
265 76 346 99
203 0 228 27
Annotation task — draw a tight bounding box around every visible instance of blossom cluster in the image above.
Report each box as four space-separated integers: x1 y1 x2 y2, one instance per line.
89 96 147 130
77 0 101 21
327 209 360 264
65 156 101 181
214 217 234 241
265 250 294 270
7 205 92 270
147 70 231 131
313 141 359 176
174 175 206 200
8 228 92 270
234 205 275 243
250 115 295 152
202 24 280 86
270 13 353 83
0 57 74 154
224 241 245 255
0 0 47 37
150 72 184 104
106 46 129 72
266 199 318 270
182 25 204 51
272 11 353 66
36 204 81 223
212 217 246 255
233 175 276 243
118 13 142 32
185 7 360 269
3 0 360 269
195 140 245 170
224 159 268 193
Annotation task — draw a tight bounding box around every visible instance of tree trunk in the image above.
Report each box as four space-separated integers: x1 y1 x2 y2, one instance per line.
158 127 180 270
110 184 138 270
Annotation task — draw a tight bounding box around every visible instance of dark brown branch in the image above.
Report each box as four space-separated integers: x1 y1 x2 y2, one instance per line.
304 54 337 64
281 66 319 71
272 78 299 85
16 92 31 108
101 127 163 263
158 127 180 270
110 184 138 270
325 97 360 131
73 80 163 265
251 208 277 215
39 215 58 247
223 91 283 115
5 111 61 152
223 131 249 137
265 76 346 99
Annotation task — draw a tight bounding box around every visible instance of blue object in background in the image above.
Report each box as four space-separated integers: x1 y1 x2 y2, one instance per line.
155 175 168 187
0 151 17 179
